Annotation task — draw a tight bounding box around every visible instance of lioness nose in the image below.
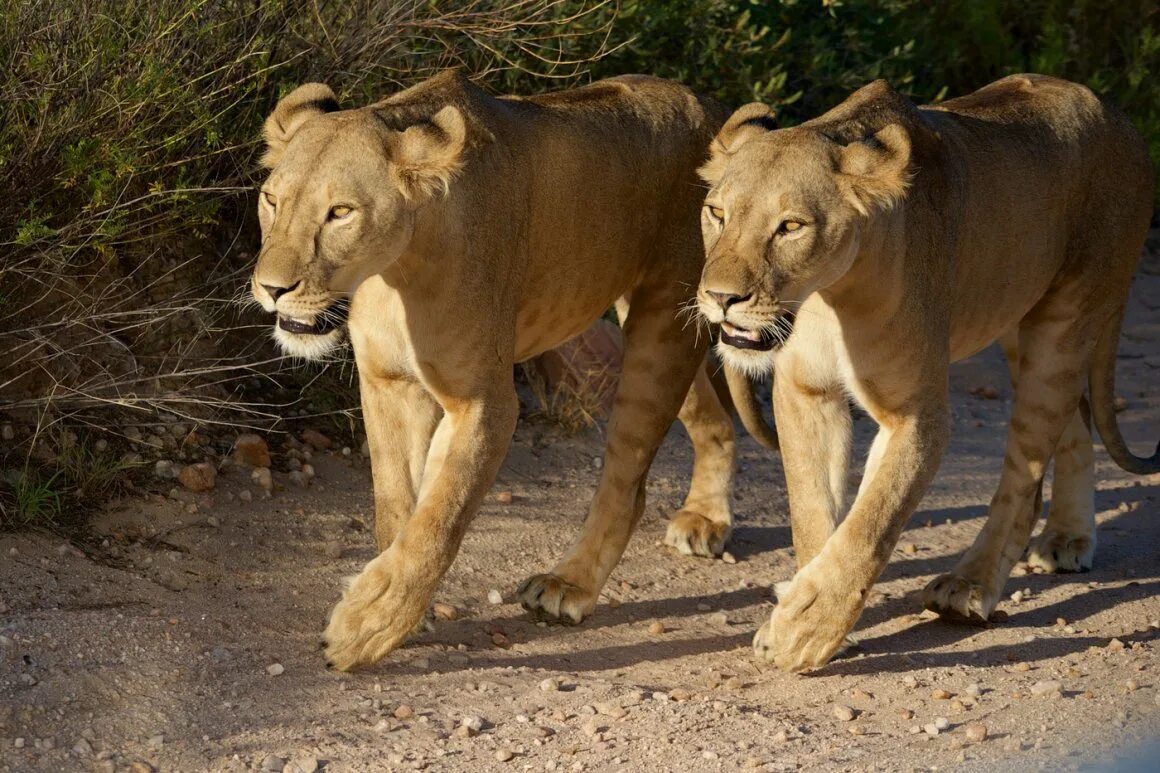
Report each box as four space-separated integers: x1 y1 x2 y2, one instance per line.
706 290 751 311
261 280 301 301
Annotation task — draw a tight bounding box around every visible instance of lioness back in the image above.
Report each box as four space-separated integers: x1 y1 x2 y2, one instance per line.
915 75 1152 358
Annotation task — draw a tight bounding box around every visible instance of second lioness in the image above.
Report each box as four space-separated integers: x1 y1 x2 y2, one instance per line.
252 72 742 671
698 75 1156 671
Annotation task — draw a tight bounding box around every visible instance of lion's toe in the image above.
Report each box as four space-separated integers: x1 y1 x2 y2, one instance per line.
663 510 730 558
922 573 994 624
517 573 596 623
1026 529 1095 573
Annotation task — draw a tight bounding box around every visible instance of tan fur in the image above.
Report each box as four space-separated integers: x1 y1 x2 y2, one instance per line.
697 75 1155 672
251 71 744 671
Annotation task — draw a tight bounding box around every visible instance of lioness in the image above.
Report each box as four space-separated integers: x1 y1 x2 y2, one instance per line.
697 75 1156 671
251 71 752 671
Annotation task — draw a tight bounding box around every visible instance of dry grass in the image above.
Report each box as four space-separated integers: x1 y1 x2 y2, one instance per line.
0 0 617 526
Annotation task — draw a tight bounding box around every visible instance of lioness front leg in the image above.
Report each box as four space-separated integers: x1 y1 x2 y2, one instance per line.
519 282 707 621
756 404 949 672
360 374 442 551
324 389 517 670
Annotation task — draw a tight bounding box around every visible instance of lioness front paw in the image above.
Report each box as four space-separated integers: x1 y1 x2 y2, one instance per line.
517 573 597 623
1026 529 1094 573
323 550 427 671
663 509 731 558
921 572 997 624
752 569 864 672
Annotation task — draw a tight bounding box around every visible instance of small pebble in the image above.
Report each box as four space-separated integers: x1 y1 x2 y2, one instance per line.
394 704 414 720
932 689 952 700
965 683 982 697
924 723 940 737
1125 679 1139 693
648 621 665 635
539 677 560 692
1010 590 1024 604
487 589 504 605
323 541 344 560
1107 638 1126 651
1030 680 1063 697
721 551 737 564
964 723 988 742
832 704 855 721
495 491 513 504
934 717 950 730
266 663 284 676
595 702 627 719
495 749 514 762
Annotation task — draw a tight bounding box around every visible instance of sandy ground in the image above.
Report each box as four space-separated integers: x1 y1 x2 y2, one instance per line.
3 248 1160 772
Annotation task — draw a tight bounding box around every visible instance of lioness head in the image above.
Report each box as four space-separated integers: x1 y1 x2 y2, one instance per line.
696 83 913 374
252 78 479 359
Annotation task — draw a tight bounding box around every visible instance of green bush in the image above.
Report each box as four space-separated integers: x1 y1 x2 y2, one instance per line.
0 0 1156 526
589 0 1160 177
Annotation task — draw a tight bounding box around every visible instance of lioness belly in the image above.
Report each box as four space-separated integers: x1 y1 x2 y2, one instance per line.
512 267 635 362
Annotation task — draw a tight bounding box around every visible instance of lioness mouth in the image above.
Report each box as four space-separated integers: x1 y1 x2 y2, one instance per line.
277 299 349 335
720 312 796 352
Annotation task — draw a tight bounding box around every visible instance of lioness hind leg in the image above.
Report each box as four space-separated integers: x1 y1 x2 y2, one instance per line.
664 364 736 557
997 331 1097 573
1028 408 1096 572
924 305 1095 622
518 282 707 622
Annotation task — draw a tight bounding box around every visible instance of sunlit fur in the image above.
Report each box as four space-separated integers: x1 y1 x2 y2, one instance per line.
251 70 770 674
272 324 345 360
700 75 1155 673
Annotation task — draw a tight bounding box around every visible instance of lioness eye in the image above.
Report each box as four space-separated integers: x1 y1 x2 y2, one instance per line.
262 191 276 207
329 205 353 220
706 205 724 221
779 220 803 234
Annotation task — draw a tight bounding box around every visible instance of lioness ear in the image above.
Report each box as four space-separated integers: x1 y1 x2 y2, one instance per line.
390 105 470 201
699 102 777 184
838 123 912 215
262 83 340 169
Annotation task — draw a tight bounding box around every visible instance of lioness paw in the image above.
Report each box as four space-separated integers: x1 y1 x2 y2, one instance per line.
517 573 596 624
921 572 996 624
322 551 426 671
752 570 862 672
1026 529 1095 573
663 510 730 558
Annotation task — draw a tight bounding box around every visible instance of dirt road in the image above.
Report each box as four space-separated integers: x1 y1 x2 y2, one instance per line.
3 249 1160 772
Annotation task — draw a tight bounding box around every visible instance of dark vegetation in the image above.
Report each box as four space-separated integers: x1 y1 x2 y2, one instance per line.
1 0 1157 527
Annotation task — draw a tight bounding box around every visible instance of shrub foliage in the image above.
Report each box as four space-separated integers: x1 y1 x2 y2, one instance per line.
0 0 1156 525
